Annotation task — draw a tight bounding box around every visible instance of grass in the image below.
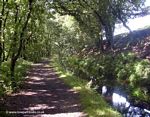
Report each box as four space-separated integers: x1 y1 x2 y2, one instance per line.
0 58 32 96
0 59 32 116
51 60 122 117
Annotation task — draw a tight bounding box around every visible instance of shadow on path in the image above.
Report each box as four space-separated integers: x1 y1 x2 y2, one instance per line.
2 60 86 117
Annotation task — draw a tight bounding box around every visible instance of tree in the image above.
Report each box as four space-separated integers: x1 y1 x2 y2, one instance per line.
52 0 148 49
6 0 34 87
0 0 54 88
0 0 9 65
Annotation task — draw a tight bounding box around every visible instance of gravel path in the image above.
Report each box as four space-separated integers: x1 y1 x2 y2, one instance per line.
3 60 86 117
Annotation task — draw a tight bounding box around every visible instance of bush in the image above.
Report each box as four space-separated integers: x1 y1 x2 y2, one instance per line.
114 53 150 102
0 59 32 96
58 52 150 102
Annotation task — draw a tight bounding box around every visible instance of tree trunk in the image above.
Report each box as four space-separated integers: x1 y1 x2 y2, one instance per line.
0 0 5 66
14 0 33 60
104 24 114 49
5 46 11 61
9 0 33 87
10 54 17 88
95 34 104 52
0 44 2 64
2 11 9 61
0 45 2 77
2 42 5 61
9 2 19 84
94 11 114 50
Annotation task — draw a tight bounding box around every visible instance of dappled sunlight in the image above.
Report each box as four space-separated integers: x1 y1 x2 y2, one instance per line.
59 74 67 78
17 65 23 69
37 90 47 92
29 76 44 81
57 70 121 116
53 63 121 116
32 63 43 66
67 89 76 92
24 104 55 110
20 91 38 96
73 86 82 91
88 106 120 116
26 66 58 79
55 71 62 75
28 81 46 85
44 64 51 67
11 91 38 96
103 108 120 116
95 110 106 116
4 61 86 117
1 0 150 116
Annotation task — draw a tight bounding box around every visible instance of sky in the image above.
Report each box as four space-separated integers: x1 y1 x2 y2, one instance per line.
114 0 150 35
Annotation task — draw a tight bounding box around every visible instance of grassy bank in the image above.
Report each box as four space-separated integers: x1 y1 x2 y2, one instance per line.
51 60 121 117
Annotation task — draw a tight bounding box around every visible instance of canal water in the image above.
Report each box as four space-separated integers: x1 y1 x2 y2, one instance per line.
97 86 150 117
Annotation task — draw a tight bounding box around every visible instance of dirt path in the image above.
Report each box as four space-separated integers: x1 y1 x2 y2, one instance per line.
3 60 86 117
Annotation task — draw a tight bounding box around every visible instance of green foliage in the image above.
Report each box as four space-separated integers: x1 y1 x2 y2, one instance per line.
56 51 150 102
52 0 147 47
63 54 116 86
52 59 121 117
50 14 150 103
1 1 149 114
0 0 54 81
113 53 150 101
0 59 32 96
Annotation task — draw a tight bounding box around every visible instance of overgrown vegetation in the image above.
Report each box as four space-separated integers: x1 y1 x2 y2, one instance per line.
0 0 150 115
52 59 121 117
59 52 150 102
51 14 150 104
0 0 53 95
0 58 31 96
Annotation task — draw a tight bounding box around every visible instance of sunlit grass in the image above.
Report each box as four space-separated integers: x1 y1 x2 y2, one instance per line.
52 61 121 117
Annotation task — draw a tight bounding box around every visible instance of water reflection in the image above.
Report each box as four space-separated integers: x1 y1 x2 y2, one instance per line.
112 87 130 112
100 86 150 117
